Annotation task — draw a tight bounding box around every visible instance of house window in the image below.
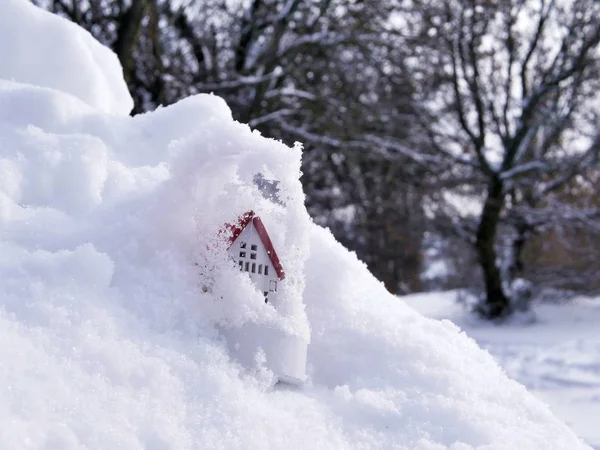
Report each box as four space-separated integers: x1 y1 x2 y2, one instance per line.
250 253 257 260
251 263 256 273
258 264 263 275
239 261 243 270
264 265 269 276
263 291 268 304
245 262 249 272
251 244 257 251
239 251 246 258
269 280 277 292
240 242 247 249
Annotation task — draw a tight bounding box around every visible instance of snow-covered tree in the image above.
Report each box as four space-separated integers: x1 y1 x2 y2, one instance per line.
412 0 600 318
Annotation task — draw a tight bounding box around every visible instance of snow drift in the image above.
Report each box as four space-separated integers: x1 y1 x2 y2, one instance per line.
0 1 591 448
0 0 133 115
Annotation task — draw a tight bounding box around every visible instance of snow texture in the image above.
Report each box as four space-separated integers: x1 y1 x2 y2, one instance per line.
0 1 591 448
0 0 133 115
406 292 600 449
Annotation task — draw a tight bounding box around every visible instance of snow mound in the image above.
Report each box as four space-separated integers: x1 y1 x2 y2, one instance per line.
0 0 133 115
0 2 591 449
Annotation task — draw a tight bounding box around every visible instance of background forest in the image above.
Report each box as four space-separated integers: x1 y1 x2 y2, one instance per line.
34 0 600 320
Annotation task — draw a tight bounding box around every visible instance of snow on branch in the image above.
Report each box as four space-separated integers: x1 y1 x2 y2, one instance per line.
195 72 283 91
278 122 442 168
499 161 549 180
248 108 295 128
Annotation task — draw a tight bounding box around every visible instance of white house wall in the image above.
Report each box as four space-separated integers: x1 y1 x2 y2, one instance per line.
228 222 280 307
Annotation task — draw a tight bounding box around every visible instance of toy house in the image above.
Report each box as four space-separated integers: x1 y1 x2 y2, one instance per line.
225 210 285 307
220 210 307 386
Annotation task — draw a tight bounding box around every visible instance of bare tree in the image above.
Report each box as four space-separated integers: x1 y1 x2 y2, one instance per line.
412 0 600 318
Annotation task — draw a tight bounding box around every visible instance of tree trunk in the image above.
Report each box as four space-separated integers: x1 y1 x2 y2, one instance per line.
113 0 148 85
507 221 529 283
475 178 510 319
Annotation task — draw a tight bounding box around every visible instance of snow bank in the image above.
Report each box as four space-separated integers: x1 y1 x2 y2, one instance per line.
405 292 600 448
0 0 132 115
0 2 591 449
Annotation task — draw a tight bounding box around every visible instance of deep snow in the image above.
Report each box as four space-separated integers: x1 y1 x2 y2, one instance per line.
0 1 592 448
0 0 132 115
406 292 600 449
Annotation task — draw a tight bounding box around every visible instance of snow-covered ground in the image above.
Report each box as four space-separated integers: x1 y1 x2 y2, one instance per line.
405 292 600 449
0 0 594 448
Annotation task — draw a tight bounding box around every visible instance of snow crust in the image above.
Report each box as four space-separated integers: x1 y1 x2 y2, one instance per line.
0 2 591 448
0 0 133 115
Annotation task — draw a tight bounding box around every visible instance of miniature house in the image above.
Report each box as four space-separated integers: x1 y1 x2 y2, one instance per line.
225 210 285 307
220 210 307 385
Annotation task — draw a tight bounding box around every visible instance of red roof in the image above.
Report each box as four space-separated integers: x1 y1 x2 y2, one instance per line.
224 210 285 280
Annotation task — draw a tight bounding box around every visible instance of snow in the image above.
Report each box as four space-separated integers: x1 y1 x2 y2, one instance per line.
406 292 600 449
0 1 593 448
0 0 133 115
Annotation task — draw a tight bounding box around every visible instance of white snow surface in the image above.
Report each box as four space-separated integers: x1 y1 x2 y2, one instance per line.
406 292 600 450
0 2 591 448
0 0 133 115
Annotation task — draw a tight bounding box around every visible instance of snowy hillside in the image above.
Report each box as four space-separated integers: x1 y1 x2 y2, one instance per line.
0 0 591 448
